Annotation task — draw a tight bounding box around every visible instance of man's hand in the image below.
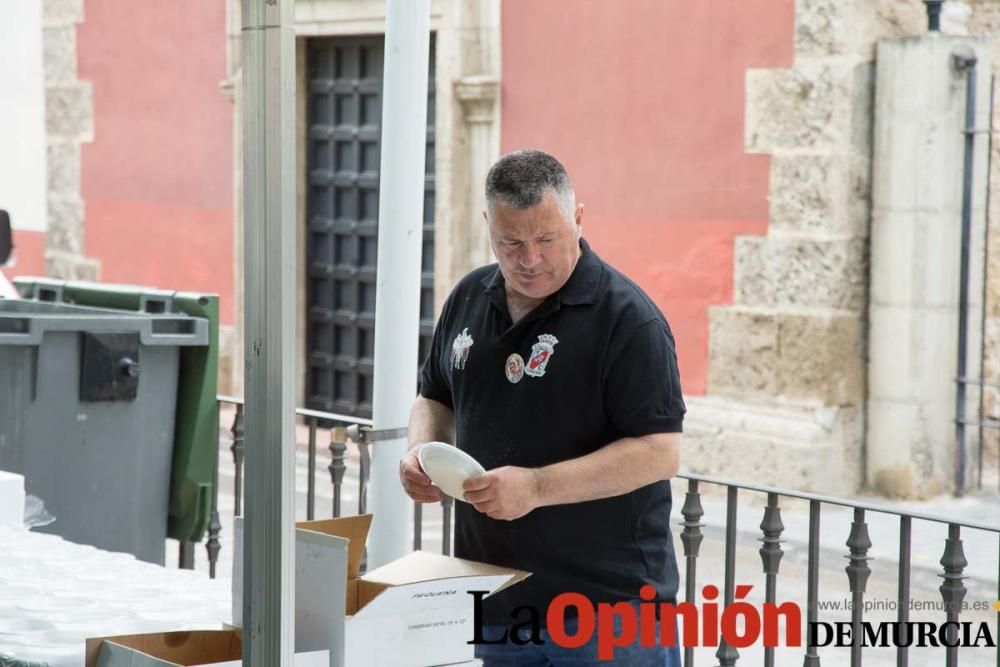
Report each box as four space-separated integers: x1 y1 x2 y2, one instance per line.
399 450 444 503
463 466 540 521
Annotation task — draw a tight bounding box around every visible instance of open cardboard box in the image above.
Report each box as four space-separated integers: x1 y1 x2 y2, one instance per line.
232 514 528 667
84 629 328 666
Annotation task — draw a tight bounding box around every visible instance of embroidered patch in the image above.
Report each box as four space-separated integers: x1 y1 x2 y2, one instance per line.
505 353 525 384
450 327 474 370
525 334 558 378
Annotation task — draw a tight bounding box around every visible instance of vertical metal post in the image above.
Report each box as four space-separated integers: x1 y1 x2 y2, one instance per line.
715 486 739 667
241 0 296 663
178 542 195 569
803 501 821 667
845 509 872 667
680 479 704 667
939 524 968 667
367 0 431 568
441 496 453 556
896 516 911 667
954 49 979 497
978 75 996 492
924 0 944 32
307 417 317 520
759 493 784 667
413 502 422 551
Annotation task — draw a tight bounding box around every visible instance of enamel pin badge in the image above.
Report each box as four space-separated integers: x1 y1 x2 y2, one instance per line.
450 327 474 371
505 353 525 384
525 334 559 378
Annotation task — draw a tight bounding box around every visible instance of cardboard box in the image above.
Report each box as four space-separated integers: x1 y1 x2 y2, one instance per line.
0 469 25 526
84 629 328 666
232 515 529 667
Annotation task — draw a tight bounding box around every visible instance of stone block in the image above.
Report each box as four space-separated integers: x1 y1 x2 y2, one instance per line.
42 26 76 82
44 249 100 281
746 64 847 152
775 310 865 404
707 306 778 398
768 152 846 234
682 396 863 496
734 236 868 311
42 0 83 26
795 0 848 59
46 195 84 254
45 82 93 139
709 306 864 405
46 141 80 194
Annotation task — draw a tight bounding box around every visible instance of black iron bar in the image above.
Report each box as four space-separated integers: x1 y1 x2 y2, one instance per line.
306 417 317 520
803 500 821 667
924 0 944 31
897 516 911 667
979 74 996 492
954 376 1000 389
206 400 222 578
955 49 979 497
715 485 739 667
178 542 194 569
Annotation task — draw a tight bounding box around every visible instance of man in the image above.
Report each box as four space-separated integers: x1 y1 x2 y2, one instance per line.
400 150 684 666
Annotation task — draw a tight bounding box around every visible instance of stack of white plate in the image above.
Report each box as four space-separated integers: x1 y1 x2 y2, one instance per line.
0 524 232 666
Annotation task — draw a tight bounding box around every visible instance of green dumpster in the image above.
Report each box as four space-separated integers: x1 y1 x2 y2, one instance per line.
6 277 219 560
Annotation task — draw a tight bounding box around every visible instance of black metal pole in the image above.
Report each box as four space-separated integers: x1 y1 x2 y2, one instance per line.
955 50 978 497
978 74 995 492
925 0 944 32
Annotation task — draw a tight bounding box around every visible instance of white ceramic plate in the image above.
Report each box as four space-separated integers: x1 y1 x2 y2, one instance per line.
417 442 486 502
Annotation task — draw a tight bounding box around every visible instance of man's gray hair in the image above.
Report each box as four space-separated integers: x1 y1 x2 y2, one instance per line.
484 150 576 222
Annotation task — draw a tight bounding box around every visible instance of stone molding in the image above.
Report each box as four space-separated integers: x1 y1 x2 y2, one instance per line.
454 75 498 123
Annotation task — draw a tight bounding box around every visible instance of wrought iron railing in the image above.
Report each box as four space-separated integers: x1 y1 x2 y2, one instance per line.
188 397 1000 665
678 474 1000 667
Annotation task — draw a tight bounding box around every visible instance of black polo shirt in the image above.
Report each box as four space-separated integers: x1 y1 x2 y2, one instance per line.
419 238 685 626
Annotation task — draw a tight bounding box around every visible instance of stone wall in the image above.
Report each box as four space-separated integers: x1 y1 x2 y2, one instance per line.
42 0 99 280
689 0 931 496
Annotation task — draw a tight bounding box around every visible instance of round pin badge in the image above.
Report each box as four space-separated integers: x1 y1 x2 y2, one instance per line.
505 353 525 384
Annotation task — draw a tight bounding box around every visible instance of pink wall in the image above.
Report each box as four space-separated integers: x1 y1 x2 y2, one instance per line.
77 0 234 323
501 0 794 394
7 230 46 279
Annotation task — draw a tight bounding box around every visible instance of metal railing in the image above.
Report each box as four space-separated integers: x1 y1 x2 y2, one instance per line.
187 397 1000 665
186 396 455 578
677 473 1000 667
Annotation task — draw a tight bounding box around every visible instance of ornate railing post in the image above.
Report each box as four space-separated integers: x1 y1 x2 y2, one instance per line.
939 524 968 667
759 493 784 667
205 401 222 578
845 508 872 667
680 479 704 667
328 426 347 518
230 402 245 517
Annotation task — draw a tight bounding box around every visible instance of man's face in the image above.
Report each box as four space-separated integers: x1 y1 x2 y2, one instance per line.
486 190 583 301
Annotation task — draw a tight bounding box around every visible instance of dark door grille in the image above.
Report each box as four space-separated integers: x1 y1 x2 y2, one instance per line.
306 36 436 418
